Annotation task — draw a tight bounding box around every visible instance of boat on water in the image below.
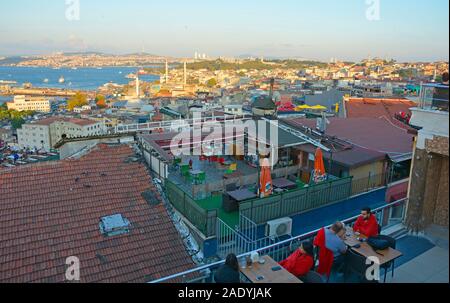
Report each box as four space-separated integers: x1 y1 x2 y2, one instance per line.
126 73 137 79
43 78 49 83
59 76 65 84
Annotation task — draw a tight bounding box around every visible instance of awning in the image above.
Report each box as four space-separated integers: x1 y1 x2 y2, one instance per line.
389 153 413 163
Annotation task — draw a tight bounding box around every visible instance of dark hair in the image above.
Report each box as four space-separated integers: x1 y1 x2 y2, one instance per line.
301 241 314 257
225 254 239 272
362 207 372 214
442 72 449 83
331 221 344 234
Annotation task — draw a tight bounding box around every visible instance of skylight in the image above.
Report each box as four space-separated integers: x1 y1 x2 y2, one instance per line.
99 214 131 237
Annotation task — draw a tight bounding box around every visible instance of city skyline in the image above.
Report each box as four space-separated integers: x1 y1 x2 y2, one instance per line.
1 0 449 62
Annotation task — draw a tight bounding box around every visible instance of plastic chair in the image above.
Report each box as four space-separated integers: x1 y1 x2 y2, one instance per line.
229 163 237 171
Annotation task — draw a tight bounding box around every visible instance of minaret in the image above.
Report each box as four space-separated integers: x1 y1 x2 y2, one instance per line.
183 61 187 86
136 74 140 97
165 59 169 83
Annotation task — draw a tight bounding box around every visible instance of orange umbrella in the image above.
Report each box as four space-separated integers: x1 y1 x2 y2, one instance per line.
313 148 326 183
259 158 273 198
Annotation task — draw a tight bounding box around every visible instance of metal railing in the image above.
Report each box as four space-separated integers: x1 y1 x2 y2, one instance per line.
240 177 353 225
150 198 408 283
114 114 253 134
351 173 386 196
166 172 385 238
165 180 217 237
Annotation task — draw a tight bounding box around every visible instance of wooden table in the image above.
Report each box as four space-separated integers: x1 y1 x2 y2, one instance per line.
240 255 303 284
272 178 297 190
344 228 403 266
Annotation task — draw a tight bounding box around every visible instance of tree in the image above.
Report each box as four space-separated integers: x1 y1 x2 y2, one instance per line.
206 78 218 88
11 117 25 129
67 92 88 111
95 94 107 108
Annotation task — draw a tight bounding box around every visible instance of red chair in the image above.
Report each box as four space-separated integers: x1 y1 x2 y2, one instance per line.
199 155 208 161
210 156 218 163
218 157 225 165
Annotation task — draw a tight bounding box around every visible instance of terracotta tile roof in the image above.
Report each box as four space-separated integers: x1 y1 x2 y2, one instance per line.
0 144 194 283
32 117 99 127
345 98 416 130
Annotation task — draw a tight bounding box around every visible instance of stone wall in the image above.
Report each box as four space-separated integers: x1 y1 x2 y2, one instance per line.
407 141 449 231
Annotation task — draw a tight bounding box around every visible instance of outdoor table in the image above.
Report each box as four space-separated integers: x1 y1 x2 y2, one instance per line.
227 189 257 202
272 178 297 190
223 171 243 179
240 255 303 284
344 228 403 266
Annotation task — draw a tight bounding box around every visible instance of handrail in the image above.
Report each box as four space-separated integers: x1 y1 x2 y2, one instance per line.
149 198 407 283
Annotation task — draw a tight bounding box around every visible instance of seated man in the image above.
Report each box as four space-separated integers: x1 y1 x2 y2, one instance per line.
324 222 348 270
353 207 379 238
279 241 314 278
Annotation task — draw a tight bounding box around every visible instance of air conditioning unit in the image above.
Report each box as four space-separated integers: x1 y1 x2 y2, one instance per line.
266 217 293 238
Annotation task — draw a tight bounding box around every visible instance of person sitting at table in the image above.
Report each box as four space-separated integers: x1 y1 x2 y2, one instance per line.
326 222 348 266
279 241 314 278
214 254 241 284
353 207 379 238
314 222 348 277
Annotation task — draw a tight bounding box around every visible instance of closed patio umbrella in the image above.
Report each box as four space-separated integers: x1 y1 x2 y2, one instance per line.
259 158 273 198
313 148 327 183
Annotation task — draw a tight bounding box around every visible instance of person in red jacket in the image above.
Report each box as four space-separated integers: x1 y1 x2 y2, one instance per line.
353 207 379 238
279 241 314 278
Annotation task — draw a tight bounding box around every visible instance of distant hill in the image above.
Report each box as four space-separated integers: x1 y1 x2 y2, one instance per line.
0 56 34 65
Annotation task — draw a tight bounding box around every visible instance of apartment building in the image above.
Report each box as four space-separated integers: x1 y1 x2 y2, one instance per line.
7 95 51 112
17 117 105 151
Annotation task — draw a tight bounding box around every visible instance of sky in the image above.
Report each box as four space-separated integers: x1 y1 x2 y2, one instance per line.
0 0 449 62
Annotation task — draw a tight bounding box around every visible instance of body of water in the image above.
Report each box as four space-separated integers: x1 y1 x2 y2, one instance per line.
0 66 160 92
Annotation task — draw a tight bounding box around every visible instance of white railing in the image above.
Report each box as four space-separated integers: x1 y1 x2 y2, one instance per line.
114 114 253 134
150 198 407 283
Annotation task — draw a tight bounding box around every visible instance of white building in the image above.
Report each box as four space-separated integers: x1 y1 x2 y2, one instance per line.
17 117 105 151
7 95 51 112
224 104 243 116
73 105 93 113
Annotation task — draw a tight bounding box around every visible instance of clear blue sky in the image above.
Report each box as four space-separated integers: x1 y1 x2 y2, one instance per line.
1 0 448 61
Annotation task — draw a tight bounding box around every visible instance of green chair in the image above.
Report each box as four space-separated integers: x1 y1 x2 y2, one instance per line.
181 165 190 177
197 172 206 184
225 169 234 175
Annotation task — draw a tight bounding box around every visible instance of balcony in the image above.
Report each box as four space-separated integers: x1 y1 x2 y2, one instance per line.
151 199 449 284
416 83 449 112
410 83 449 149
